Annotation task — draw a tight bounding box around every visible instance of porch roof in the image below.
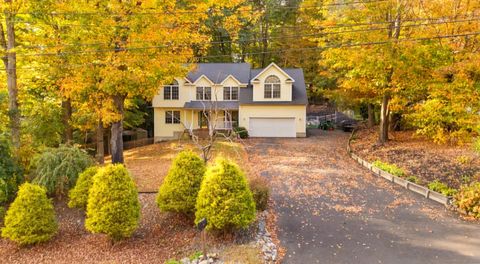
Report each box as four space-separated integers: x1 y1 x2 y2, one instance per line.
183 101 239 110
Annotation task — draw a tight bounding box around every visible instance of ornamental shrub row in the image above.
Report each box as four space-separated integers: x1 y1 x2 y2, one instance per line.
157 150 263 231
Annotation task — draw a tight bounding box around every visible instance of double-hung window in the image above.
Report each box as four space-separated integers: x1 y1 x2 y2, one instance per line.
164 81 179 100
223 87 239 101
196 87 211 100
264 75 281 99
165 110 180 124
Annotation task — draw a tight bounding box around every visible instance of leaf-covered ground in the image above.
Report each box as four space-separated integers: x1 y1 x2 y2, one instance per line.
122 140 247 192
351 128 480 189
245 129 480 263
0 140 261 264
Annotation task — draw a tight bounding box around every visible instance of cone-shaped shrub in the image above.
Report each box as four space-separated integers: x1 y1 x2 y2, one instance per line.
1 183 58 245
195 158 256 230
68 166 99 210
85 164 140 241
157 150 206 214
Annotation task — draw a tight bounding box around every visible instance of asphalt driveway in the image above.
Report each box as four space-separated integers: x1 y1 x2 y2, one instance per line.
245 130 480 264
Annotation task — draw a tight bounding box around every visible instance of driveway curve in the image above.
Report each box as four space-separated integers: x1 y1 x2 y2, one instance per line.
245 130 480 264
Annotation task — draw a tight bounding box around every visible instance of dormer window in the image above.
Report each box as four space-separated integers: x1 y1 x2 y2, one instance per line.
164 80 179 100
264 75 281 99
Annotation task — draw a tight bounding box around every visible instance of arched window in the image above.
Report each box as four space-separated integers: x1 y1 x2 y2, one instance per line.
164 80 179 100
264 75 281 98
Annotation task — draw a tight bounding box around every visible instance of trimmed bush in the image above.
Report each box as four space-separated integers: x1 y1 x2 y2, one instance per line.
233 127 249 139
428 180 457 196
195 158 256 231
85 164 140 241
0 137 23 204
1 183 58 245
455 182 480 218
372 160 405 177
68 166 99 210
33 145 95 195
156 150 206 214
249 176 270 211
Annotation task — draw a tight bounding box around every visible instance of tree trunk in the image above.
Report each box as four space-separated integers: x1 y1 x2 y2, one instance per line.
379 94 390 144
62 99 73 144
367 103 375 128
110 95 125 164
2 3 20 149
96 119 104 164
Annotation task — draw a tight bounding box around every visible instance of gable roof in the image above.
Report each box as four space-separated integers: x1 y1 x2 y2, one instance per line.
186 63 251 84
250 62 295 82
240 68 308 105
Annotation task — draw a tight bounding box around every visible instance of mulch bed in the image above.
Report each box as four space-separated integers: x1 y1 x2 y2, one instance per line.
351 127 480 189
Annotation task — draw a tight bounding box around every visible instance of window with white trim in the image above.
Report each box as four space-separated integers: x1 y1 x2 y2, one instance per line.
163 81 179 100
223 86 239 101
196 87 211 100
165 110 180 124
264 75 281 99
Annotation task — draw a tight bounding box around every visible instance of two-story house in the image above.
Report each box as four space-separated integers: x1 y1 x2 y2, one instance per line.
152 62 307 141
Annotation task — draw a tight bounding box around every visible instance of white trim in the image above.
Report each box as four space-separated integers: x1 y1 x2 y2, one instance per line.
193 74 215 86
250 62 295 82
220 74 247 86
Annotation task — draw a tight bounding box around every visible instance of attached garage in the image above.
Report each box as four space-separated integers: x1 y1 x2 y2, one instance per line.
249 117 296 138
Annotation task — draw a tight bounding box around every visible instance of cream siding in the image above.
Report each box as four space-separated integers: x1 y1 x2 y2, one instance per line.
239 105 306 137
252 66 293 102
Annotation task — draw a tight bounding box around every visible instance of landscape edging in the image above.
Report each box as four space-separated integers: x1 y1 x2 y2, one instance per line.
347 129 452 206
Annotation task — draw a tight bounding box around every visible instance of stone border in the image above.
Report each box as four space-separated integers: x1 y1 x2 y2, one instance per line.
347 130 452 206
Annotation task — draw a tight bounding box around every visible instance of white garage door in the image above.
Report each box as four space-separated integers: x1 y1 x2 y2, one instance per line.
249 118 296 138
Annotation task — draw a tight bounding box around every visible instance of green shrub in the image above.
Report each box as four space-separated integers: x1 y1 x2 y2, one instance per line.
373 160 405 177
473 137 480 154
233 127 249 139
85 164 140 241
428 180 457 196
68 166 99 210
455 182 480 218
33 145 94 195
406 175 421 184
0 206 5 225
0 137 23 204
156 150 206 214
195 158 256 231
1 183 58 245
249 176 270 211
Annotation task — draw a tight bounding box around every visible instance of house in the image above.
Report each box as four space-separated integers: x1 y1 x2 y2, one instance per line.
152 62 307 141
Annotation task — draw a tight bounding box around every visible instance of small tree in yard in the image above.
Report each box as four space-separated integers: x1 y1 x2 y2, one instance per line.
85 164 140 241
2 183 58 246
33 145 95 195
157 150 206 214
195 158 256 231
68 166 99 210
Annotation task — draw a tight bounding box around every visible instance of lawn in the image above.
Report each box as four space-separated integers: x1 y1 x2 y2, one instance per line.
122 139 248 192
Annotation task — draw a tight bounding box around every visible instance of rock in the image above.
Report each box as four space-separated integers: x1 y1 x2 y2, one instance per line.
180 257 190 264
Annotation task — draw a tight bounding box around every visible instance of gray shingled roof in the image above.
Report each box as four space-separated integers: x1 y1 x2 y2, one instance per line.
185 64 308 106
239 68 308 105
186 63 251 84
184 101 239 110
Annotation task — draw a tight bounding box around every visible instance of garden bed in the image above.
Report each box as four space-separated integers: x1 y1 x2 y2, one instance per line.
351 128 480 190
0 194 262 264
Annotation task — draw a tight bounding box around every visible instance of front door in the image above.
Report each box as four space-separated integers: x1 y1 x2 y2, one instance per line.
199 111 209 128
